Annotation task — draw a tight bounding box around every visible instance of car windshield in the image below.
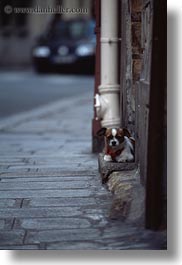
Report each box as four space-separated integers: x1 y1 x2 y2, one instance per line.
47 20 95 41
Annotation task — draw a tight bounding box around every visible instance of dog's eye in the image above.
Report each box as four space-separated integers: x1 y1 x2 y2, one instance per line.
116 135 124 141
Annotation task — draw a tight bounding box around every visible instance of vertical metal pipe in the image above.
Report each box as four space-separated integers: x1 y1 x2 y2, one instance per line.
96 0 120 128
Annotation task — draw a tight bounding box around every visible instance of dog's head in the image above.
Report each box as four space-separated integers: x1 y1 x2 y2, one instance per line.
97 127 131 148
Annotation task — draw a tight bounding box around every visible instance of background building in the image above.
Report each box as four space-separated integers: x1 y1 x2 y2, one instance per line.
0 0 93 68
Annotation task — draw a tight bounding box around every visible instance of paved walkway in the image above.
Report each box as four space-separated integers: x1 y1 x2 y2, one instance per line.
0 91 165 250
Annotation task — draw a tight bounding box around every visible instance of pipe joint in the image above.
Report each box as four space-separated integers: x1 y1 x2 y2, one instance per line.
100 37 122 44
99 84 120 94
94 91 120 128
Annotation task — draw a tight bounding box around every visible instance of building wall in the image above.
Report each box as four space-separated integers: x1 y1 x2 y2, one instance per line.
144 0 166 229
120 0 166 229
120 0 142 136
136 0 152 181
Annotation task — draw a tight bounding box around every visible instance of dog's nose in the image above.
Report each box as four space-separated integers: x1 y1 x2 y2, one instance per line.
112 141 117 146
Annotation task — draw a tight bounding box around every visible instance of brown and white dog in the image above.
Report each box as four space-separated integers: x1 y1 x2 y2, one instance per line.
97 127 135 162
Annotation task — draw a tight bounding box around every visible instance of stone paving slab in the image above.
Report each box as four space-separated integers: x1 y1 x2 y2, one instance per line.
0 207 82 218
0 180 95 190
0 189 94 199
0 231 25 246
25 228 102 245
0 199 21 208
21 197 97 208
46 241 103 250
0 245 40 250
0 176 95 183
14 217 91 230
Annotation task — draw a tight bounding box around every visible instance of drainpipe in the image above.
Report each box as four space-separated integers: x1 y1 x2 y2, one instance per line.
95 0 120 128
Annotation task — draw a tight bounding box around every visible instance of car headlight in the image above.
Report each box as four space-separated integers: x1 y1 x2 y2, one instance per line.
33 46 50 57
76 44 95 56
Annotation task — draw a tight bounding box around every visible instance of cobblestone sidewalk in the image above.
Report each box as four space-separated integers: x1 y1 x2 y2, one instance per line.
0 91 165 250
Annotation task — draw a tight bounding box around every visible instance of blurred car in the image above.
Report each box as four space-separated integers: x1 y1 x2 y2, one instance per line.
32 18 96 73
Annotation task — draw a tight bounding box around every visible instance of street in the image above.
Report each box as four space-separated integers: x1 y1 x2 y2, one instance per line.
0 70 94 118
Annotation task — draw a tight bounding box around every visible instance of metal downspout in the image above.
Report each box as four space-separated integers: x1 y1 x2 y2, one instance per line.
95 0 120 128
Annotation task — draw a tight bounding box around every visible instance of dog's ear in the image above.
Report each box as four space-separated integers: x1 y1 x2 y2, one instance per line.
123 128 131 138
129 137 135 147
96 127 107 136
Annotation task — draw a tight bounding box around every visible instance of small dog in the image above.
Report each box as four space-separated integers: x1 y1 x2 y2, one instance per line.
97 127 135 162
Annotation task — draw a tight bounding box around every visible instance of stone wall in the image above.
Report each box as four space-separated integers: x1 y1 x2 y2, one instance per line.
136 0 153 182
120 0 142 136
